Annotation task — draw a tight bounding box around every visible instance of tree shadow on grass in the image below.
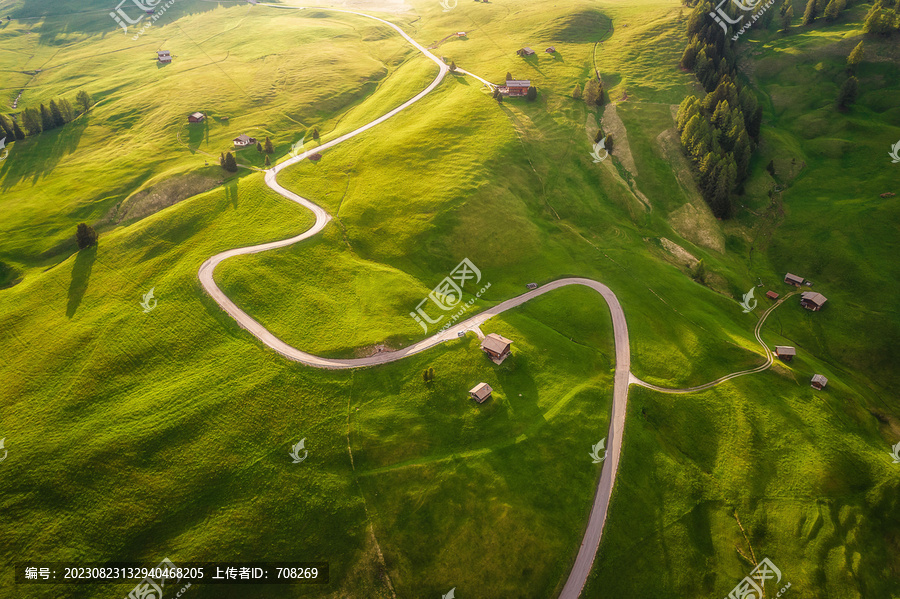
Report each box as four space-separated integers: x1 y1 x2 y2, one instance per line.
186 120 209 152
225 178 238 209
66 246 96 318
0 114 89 192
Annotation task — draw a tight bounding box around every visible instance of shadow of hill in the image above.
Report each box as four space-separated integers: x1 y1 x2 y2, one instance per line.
66 245 96 317
13 0 226 43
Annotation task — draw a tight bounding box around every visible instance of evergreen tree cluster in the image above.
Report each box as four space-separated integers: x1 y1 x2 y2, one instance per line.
676 2 762 218
8 90 92 138
801 0 849 24
583 78 604 106
863 0 900 33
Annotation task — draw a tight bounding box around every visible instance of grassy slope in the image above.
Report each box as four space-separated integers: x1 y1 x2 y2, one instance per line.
0 0 897 597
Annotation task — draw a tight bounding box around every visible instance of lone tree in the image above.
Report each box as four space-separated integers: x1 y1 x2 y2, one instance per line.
449 61 457 71
223 152 238 172
256 141 263 152
264 155 271 167
219 152 225 167
312 128 320 141
837 76 858 109
605 134 614 154
264 136 274 154
423 367 435 382
846 41 863 73
572 83 582 99
526 85 537 101
506 71 513 81
75 223 98 249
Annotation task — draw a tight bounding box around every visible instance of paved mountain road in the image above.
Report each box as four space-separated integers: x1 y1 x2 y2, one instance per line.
197 6 788 597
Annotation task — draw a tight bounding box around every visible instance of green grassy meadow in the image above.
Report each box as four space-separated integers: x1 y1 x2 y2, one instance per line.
0 0 898 597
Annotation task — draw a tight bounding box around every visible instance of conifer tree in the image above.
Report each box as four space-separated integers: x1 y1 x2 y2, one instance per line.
224 152 238 172
40 103 54 131
837 76 858 108
846 41 863 73
802 0 818 24
49 100 65 128
22 107 41 135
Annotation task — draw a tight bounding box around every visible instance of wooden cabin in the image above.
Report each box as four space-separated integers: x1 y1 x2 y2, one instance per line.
811 374 828 390
526 283 538 290
157 50 172 63
784 272 805 287
766 291 779 300
516 47 535 56
481 333 512 364
775 346 796 362
469 382 493 403
504 79 531 96
188 112 205 123
800 292 827 311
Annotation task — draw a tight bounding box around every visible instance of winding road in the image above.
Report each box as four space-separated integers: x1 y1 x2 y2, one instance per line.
197 6 791 597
